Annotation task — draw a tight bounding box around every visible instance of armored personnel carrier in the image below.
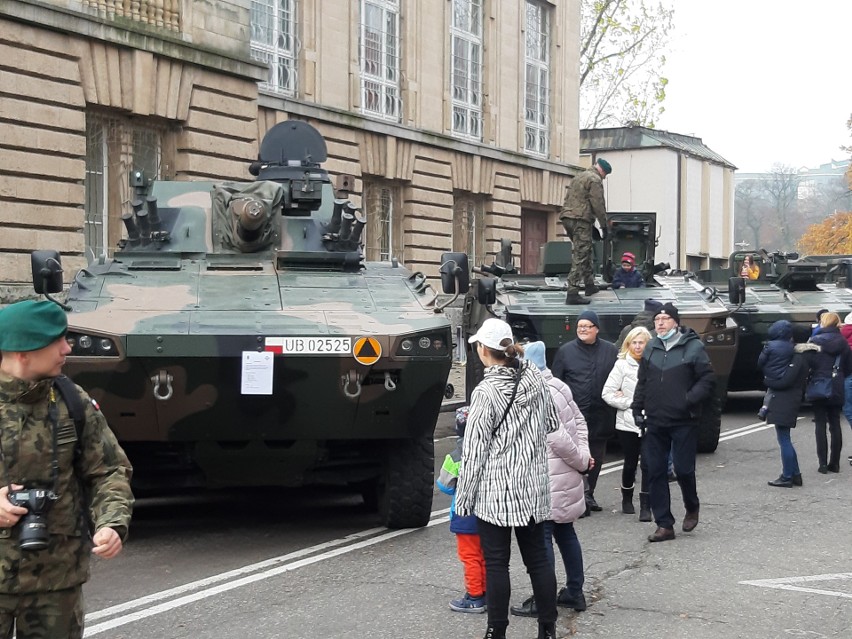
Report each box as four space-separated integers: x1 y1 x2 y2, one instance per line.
695 250 852 392
462 212 737 452
31 121 466 528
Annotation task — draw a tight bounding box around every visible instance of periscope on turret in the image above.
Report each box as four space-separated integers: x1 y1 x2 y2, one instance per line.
30 121 469 529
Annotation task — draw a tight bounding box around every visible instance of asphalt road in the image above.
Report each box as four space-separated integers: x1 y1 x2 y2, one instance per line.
82 392 852 638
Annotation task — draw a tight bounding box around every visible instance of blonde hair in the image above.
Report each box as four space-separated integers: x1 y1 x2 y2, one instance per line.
820 312 841 328
619 326 652 358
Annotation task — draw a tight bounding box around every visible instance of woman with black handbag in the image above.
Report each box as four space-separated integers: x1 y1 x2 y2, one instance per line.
456 318 560 639
807 312 852 473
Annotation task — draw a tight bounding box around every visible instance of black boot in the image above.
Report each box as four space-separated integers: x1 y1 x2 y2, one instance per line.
621 485 635 514
537 621 556 639
584 283 600 295
585 491 602 511
638 492 652 522
483 626 506 639
565 291 591 305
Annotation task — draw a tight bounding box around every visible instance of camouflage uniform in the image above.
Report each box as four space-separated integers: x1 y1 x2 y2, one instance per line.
560 168 608 294
0 373 133 639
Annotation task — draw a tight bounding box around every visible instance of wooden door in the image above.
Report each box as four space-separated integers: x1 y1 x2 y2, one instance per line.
521 209 548 274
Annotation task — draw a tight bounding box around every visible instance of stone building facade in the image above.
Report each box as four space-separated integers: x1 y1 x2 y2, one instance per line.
0 0 581 300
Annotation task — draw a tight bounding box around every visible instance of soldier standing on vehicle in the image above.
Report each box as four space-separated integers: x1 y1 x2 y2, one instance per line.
560 158 612 305
0 300 134 639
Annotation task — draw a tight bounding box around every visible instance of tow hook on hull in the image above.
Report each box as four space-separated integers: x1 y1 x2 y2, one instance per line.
341 370 399 398
151 370 174 401
342 370 362 398
384 371 396 391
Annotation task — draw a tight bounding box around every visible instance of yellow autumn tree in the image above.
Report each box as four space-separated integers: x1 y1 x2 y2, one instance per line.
798 211 852 255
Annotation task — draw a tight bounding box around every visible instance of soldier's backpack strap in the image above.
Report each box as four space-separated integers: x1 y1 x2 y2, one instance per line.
53 374 95 537
53 375 86 457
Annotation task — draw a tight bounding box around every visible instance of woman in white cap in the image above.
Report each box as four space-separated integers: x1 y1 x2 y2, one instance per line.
456 319 560 639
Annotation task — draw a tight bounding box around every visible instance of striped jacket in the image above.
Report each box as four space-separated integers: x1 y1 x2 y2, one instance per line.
455 359 559 527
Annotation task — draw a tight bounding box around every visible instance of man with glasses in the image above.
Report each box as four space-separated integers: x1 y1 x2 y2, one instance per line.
631 303 715 542
551 310 617 514
560 158 612 305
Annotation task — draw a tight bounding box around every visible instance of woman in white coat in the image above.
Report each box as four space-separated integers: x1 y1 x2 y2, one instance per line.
602 326 653 521
510 341 593 617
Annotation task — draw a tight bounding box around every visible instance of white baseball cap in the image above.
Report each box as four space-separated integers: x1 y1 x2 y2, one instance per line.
468 318 514 351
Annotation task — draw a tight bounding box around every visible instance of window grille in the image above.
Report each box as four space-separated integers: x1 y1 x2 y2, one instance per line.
85 115 163 259
364 184 401 262
360 0 401 121
251 0 298 96
524 1 550 156
450 0 483 140
453 196 486 267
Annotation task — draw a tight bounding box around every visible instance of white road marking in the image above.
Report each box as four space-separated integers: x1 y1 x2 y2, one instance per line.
739 573 852 599
84 511 450 636
85 417 779 635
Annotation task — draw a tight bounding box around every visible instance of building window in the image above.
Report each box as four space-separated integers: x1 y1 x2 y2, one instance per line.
453 196 486 267
450 0 483 140
360 0 401 122
85 115 164 258
364 182 402 262
251 0 298 96
524 1 550 156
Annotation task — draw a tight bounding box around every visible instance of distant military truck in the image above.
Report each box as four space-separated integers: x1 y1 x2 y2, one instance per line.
462 212 737 453
32 121 468 528
695 249 852 392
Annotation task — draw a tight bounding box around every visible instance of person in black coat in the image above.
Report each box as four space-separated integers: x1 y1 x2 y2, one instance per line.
551 309 617 513
761 321 818 487
807 312 852 473
631 303 715 543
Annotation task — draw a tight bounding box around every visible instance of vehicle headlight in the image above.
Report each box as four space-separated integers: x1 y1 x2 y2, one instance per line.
66 332 119 357
396 331 451 357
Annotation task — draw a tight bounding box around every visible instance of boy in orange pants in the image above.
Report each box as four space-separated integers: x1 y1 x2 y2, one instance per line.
437 406 486 613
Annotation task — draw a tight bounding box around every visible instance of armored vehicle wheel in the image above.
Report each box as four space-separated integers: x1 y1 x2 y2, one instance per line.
379 435 435 528
696 394 722 453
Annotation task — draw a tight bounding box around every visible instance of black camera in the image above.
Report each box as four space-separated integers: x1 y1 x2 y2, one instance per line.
8 488 57 551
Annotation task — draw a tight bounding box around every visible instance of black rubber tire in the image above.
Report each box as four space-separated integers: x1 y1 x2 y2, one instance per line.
696 394 722 453
380 435 435 528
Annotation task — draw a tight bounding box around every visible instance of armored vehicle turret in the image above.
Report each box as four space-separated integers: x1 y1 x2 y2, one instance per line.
462 212 737 452
695 250 852 392
32 121 467 528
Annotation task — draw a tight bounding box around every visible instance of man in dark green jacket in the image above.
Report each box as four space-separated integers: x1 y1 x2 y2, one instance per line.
559 158 612 305
0 300 134 639
631 302 714 543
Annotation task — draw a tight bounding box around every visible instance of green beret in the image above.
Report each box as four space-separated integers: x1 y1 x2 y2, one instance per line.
0 300 68 352
597 158 612 175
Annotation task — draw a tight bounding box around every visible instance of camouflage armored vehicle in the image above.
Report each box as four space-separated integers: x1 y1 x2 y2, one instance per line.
462 212 737 453
694 249 852 392
31 121 467 528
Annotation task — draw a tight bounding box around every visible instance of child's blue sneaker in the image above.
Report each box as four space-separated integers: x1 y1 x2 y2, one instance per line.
449 592 486 613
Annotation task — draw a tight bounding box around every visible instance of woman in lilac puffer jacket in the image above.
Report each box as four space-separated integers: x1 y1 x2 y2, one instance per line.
510 342 593 617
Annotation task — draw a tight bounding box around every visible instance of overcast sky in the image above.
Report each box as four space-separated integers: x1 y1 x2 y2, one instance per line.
655 2 852 173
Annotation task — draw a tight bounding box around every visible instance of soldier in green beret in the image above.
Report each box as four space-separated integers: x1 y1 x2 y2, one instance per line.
0 300 133 639
560 158 612 305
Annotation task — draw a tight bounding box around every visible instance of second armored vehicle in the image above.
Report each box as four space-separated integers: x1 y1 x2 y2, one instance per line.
462 212 737 453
